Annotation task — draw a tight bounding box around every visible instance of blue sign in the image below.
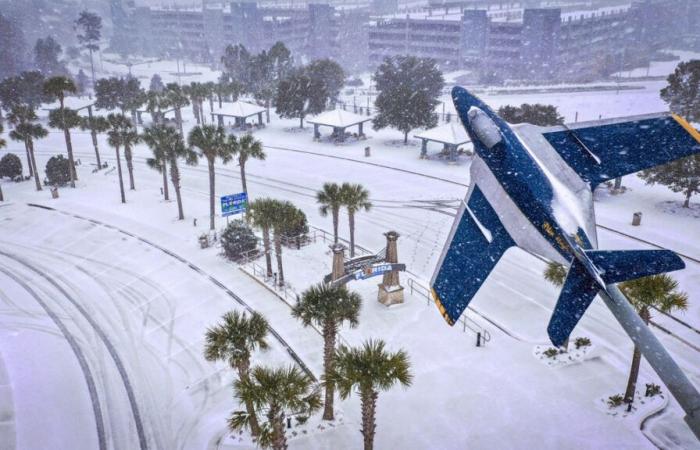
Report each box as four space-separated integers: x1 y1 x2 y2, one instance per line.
221 192 247 217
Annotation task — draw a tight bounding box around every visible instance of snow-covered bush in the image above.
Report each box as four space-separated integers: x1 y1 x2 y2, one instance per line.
645 383 661 397
607 394 624 408
221 220 258 262
543 348 559 359
574 337 591 350
45 155 71 186
0 153 22 180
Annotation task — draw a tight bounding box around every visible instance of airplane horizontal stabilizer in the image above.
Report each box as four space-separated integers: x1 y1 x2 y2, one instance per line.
547 249 685 346
431 184 514 325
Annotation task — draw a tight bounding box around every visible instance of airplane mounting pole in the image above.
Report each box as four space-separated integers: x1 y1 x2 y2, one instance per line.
600 284 700 440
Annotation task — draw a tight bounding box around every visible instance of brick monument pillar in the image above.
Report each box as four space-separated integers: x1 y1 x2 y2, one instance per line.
331 243 346 283
378 231 404 305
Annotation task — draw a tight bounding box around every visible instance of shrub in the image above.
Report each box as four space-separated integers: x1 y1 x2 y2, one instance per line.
543 348 559 359
645 383 662 397
221 219 258 262
45 155 71 186
574 337 591 350
0 153 22 180
607 394 624 408
281 207 309 248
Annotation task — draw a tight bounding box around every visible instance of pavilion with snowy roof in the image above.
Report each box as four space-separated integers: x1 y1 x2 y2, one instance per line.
307 109 374 142
210 101 266 128
414 122 472 162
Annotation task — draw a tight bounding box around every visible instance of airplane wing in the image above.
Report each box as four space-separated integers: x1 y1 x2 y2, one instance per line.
542 113 700 188
430 168 515 325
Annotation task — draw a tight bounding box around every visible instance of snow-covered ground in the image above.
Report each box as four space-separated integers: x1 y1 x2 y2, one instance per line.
1 50 700 449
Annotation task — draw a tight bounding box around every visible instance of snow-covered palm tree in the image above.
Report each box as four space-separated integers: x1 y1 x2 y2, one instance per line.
316 182 344 244
8 106 46 191
232 133 265 197
340 183 372 257
204 310 270 437
188 125 232 230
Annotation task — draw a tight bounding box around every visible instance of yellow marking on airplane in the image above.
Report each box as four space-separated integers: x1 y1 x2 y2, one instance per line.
542 222 555 236
672 114 700 144
574 234 584 246
431 289 455 326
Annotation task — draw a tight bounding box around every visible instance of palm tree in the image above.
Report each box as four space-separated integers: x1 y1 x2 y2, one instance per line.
145 89 171 126
80 114 110 169
44 76 78 185
8 106 46 191
543 261 567 286
230 365 321 450
187 82 207 125
341 183 372 257
106 113 131 203
270 200 302 286
249 198 276 277
328 339 412 450
292 283 361 420
143 124 198 219
317 182 344 244
204 311 270 438
165 83 190 137
122 124 140 191
620 274 688 405
48 107 82 188
188 125 232 230
233 133 265 197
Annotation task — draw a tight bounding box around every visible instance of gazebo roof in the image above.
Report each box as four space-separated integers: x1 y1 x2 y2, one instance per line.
414 122 471 146
211 101 266 118
307 109 373 128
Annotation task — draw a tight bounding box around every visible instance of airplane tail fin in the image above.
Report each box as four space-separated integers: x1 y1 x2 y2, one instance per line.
547 249 685 346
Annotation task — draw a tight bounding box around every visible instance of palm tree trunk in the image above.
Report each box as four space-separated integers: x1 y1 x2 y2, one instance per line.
24 141 33 177
115 145 126 203
162 157 169 201
88 106 101 168
274 231 284 286
263 226 273 277
208 158 216 230
322 321 337 420
28 139 41 191
624 307 650 405
361 389 378 450
170 157 184 220
217 93 222 108
299 116 304 129
332 207 339 244
684 189 692 208
64 128 77 187
349 211 356 257
125 143 135 190
175 107 184 137
0 184 3 201
237 362 261 437
269 408 287 450
239 160 247 196
193 103 200 125
403 131 408 145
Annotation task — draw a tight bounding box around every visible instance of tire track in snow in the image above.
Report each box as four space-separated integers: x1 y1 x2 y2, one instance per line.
0 250 150 450
25 203 318 382
0 262 108 450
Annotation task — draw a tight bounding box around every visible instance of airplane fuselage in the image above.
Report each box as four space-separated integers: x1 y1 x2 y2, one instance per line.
458 94 594 264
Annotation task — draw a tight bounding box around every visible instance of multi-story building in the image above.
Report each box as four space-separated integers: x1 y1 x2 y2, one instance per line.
113 2 369 72
369 0 679 83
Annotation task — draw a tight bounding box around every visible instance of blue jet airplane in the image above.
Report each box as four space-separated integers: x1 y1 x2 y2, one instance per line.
431 87 700 347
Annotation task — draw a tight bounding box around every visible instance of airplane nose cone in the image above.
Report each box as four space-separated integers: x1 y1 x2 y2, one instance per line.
467 106 503 149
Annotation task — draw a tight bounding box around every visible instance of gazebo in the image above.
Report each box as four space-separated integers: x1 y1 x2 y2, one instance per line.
414 122 472 162
307 109 374 142
211 101 266 129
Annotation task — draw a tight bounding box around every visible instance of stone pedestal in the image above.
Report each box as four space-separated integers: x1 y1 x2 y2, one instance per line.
378 284 404 306
331 244 346 283
378 231 404 306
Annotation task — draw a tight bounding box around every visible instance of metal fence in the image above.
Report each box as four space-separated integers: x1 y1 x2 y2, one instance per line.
407 278 491 346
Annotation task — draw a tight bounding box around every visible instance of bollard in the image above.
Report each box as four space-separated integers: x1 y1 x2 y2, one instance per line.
193 218 197 227
287 417 292 429
476 332 481 347
365 146 370 157
632 212 642 226
160 187 163 195
51 186 59 199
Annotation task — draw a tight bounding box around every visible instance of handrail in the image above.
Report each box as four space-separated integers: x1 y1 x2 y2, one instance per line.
407 277 491 346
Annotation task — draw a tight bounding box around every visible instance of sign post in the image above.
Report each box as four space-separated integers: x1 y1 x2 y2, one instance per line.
221 192 248 221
